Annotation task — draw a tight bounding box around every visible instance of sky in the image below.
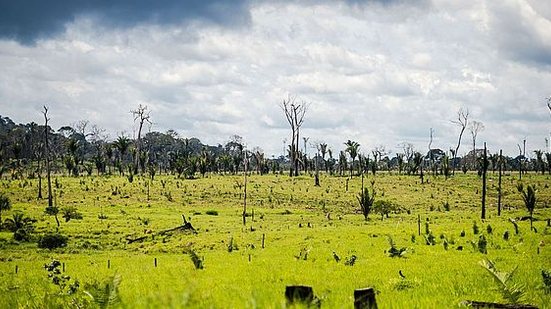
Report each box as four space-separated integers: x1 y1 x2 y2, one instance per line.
1 0 550 158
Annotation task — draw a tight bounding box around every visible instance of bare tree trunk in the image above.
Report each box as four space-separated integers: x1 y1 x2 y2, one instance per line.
497 149 502 216
43 106 53 207
243 152 248 226
481 142 487 219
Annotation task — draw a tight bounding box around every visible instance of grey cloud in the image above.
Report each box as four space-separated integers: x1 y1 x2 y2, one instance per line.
0 0 251 44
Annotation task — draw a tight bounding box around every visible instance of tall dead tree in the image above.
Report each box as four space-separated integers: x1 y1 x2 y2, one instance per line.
497 149 503 216
281 95 308 177
131 104 151 174
469 120 484 169
42 106 53 208
428 128 434 176
451 108 469 175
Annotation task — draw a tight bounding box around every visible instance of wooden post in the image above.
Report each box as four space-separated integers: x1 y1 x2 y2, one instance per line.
154 257 157 267
354 287 377 309
262 233 265 248
481 142 487 220
108 259 110 269
15 265 18 274
248 254 251 262
417 214 421 236
62 262 65 272
285 285 314 304
497 149 502 216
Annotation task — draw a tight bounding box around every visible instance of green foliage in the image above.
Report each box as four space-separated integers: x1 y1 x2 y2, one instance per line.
3 211 35 241
473 221 479 235
387 236 407 258
61 206 83 222
477 235 488 254
38 233 68 249
517 183 537 216
424 231 436 246
0 193 11 225
357 186 375 220
479 259 525 304
542 269 551 293
83 274 122 309
373 200 399 220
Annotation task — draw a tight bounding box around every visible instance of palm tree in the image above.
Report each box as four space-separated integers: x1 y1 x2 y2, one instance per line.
0 193 11 225
517 183 536 231
319 143 328 172
4 212 35 241
344 140 360 177
113 136 131 175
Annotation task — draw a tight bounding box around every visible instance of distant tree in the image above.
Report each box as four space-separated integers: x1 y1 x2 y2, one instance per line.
534 150 544 174
281 95 308 176
42 106 53 208
338 151 347 176
344 140 360 177
113 135 131 175
546 152 551 175
452 108 469 174
469 120 485 169
319 142 328 173
131 104 151 174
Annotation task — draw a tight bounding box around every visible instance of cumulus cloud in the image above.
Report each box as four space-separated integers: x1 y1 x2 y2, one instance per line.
0 0 550 156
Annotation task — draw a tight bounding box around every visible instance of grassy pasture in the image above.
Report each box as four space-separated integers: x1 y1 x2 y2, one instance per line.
0 172 550 308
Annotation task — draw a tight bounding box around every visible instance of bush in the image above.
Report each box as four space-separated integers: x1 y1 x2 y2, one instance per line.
206 210 219 216
38 233 68 249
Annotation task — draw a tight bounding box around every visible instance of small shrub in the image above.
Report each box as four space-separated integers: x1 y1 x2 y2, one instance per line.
424 232 436 245
479 259 525 304
486 224 493 234
478 235 487 254
503 230 510 241
206 210 218 216
460 230 466 237
38 233 68 249
344 255 357 266
62 206 83 222
387 236 407 257
473 221 479 235
542 269 551 293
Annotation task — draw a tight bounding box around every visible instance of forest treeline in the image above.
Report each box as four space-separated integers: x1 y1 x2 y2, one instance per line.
0 113 548 180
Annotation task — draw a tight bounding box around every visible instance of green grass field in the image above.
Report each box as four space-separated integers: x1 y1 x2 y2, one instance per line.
1 172 550 308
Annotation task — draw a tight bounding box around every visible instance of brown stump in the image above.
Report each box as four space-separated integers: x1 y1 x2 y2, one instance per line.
285 285 314 304
354 287 377 309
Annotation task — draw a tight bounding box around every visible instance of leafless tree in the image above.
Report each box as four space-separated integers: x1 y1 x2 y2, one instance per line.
131 104 151 174
469 120 485 168
42 106 53 207
451 107 469 174
281 95 308 177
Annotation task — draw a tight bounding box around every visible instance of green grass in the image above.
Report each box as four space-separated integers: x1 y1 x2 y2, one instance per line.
1 172 550 307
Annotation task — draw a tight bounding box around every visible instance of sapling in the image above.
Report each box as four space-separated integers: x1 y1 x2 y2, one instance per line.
517 183 536 231
479 259 525 304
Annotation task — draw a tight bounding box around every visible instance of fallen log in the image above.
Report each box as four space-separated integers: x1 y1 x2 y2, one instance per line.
126 215 196 244
461 300 537 308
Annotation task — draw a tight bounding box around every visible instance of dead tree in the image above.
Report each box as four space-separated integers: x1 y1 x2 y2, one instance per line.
131 104 151 174
281 95 308 177
469 120 484 169
498 149 503 216
452 108 469 175
42 106 53 207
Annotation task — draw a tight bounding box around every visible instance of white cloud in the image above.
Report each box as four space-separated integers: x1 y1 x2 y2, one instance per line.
0 0 550 157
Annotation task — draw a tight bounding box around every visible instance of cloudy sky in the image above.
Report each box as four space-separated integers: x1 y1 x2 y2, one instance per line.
1 0 550 157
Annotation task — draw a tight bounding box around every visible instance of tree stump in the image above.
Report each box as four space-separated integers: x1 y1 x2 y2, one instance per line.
354 287 377 309
285 285 314 304
461 300 537 308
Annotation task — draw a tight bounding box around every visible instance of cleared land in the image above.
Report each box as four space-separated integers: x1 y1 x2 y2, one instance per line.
1 172 550 308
